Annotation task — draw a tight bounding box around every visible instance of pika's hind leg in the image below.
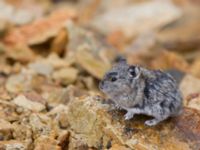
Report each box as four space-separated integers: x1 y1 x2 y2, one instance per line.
145 118 164 126
144 106 170 126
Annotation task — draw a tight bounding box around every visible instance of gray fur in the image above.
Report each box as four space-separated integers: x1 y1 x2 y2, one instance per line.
99 59 182 126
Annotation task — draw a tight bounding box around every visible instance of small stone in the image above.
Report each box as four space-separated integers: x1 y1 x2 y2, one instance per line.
57 130 70 149
52 67 78 85
109 144 131 150
34 136 61 150
47 87 73 107
50 28 68 55
186 95 200 111
190 59 200 78
6 73 31 94
28 113 55 140
46 53 73 69
0 140 26 150
180 75 200 100
29 62 53 77
68 135 89 150
24 92 46 105
0 101 19 122
48 104 69 129
12 116 34 149
6 45 36 63
0 119 13 140
13 95 46 112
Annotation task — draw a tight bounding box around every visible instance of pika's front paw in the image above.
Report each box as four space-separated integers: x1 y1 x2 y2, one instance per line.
124 111 134 120
115 104 122 110
144 119 159 126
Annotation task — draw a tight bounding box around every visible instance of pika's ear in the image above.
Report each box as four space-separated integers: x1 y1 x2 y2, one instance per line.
128 65 141 78
114 56 127 64
135 66 141 79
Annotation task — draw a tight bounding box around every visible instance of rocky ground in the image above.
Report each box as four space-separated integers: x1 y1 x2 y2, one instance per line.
0 0 200 150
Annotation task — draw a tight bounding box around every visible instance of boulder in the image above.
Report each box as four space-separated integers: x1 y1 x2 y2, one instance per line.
65 94 200 149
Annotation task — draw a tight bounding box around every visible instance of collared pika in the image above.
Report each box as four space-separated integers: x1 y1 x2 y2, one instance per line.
99 59 182 126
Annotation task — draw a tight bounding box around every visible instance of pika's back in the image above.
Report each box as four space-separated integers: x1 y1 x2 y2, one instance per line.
143 70 182 111
146 70 177 91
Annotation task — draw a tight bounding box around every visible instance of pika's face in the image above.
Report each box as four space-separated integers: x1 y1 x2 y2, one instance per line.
99 60 141 97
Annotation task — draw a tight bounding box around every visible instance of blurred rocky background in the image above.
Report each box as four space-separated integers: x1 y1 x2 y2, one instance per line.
0 0 200 149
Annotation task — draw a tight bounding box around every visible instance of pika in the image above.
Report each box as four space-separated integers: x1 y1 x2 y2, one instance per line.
99 59 182 126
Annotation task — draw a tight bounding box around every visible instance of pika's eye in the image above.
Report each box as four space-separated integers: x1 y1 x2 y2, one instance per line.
106 72 118 82
110 77 117 82
128 66 136 77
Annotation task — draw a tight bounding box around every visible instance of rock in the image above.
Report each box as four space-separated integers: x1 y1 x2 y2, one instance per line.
13 95 46 112
0 100 19 122
180 75 200 99
0 20 7 34
29 113 63 150
13 113 57 149
0 43 6 53
157 6 200 59
4 9 77 45
29 114 54 138
34 136 61 150
190 59 200 78
79 76 97 91
65 94 200 149
29 113 55 138
109 144 131 150
68 135 89 150
173 108 200 149
52 67 78 85
184 93 200 111
23 92 46 105
92 1 181 38
48 104 70 129
151 50 189 72
0 87 11 101
57 130 70 150
5 73 32 94
46 53 73 69
187 96 200 111
50 28 68 55
66 23 114 78
126 31 156 54
0 119 13 140
76 47 111 79
0 1 35 25
29 61 53 77
106 30 127 51
0 140 26 150
6 45 36 63
46 85 88 108
12 119 33 149
6 70 55 95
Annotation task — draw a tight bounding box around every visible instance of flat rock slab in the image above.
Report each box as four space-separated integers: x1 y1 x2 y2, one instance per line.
66 95 200 150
